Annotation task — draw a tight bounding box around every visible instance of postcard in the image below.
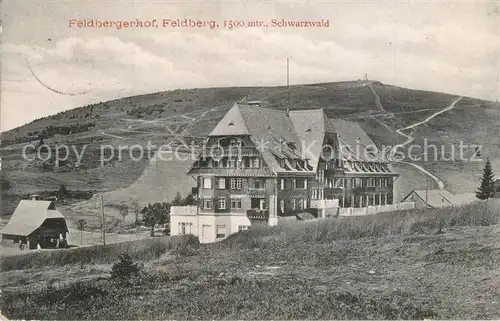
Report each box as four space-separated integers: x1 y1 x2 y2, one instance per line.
1 0 499 319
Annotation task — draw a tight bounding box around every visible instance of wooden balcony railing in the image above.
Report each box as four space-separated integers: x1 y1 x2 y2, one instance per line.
247 209 269 220
199 146 261 157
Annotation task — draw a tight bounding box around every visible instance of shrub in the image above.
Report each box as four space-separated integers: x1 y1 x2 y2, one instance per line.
111 253 143 282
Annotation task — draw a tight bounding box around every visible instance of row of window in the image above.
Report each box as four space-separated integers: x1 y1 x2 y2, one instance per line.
203 157 261 169
340 194 393 207
202 197 243 210
285 198 306 211
200 176 392 190
201 177 264 190
326 177 392 188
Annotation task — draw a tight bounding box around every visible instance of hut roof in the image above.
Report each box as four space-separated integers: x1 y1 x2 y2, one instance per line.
1 200 66 236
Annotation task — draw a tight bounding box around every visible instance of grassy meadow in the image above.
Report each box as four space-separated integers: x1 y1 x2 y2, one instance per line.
2 200 499 319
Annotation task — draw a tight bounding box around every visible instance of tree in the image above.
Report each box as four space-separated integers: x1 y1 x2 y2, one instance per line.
75 218 87 245
181 193 196 206
172 192 183 206
58 184 68 198
0 172 11 197
141 202 170 237
119 205 129 222
476 158 496 200
131 199 140 224
111 253 142 282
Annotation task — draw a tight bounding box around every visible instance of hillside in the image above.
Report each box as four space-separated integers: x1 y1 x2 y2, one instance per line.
1 80 499 217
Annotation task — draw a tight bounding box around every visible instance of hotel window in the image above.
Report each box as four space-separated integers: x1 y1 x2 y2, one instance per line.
297 199 304 210
280 199 285 213
296 178 306 189
236 178 243 189
202 177 212 189
213 160 220 168
253 178 265 189
202 198 212 209
253 158 261 168
217 197 226 209
236 159 243 168
230 178 237 189
291 199 296 210
178 222 192 235
216 225 227 239
317 169 325 182
229 158 236 168
292 179 296 189
312 189 318 199
280 179 285 190
217 178 226 189
230 198 242 209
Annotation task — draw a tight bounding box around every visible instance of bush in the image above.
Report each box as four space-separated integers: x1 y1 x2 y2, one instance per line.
170 234 200 256
111 253 143 282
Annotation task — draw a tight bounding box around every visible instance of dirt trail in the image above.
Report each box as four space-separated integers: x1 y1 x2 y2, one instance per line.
368 84 392 115
389 96 462 190
368 85 463 190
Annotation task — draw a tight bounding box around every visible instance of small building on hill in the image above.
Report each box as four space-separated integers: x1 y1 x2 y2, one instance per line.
402 189 478 209
1 198 68 249
493 179 500 198
402 189 456 209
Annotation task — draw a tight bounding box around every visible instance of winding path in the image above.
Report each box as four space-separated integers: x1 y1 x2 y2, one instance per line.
390 96 463 190
367 84 463 190
391 96 463 152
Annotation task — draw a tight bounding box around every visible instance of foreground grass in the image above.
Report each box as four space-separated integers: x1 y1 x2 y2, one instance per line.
1 235 199 271
2 200 500 319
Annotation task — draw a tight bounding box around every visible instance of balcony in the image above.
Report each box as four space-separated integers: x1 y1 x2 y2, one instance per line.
199 146 261 158
171 205 198 215
247 209 269 220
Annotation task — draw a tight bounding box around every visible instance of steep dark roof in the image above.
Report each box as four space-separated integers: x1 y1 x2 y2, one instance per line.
329 119 385 162
208 103 307 174
199 103 396 176
1 200 67 236
289 109 336 171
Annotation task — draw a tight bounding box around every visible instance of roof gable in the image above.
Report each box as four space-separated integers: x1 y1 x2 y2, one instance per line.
411 190 455 208
329 119 385 162
209 103 250 136
1 200 66 236
289 109 335 171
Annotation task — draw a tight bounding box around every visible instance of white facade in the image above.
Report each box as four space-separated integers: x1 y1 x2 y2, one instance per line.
170 205 252 243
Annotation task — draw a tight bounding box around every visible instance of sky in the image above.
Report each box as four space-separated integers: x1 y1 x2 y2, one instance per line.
1 0 499 131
